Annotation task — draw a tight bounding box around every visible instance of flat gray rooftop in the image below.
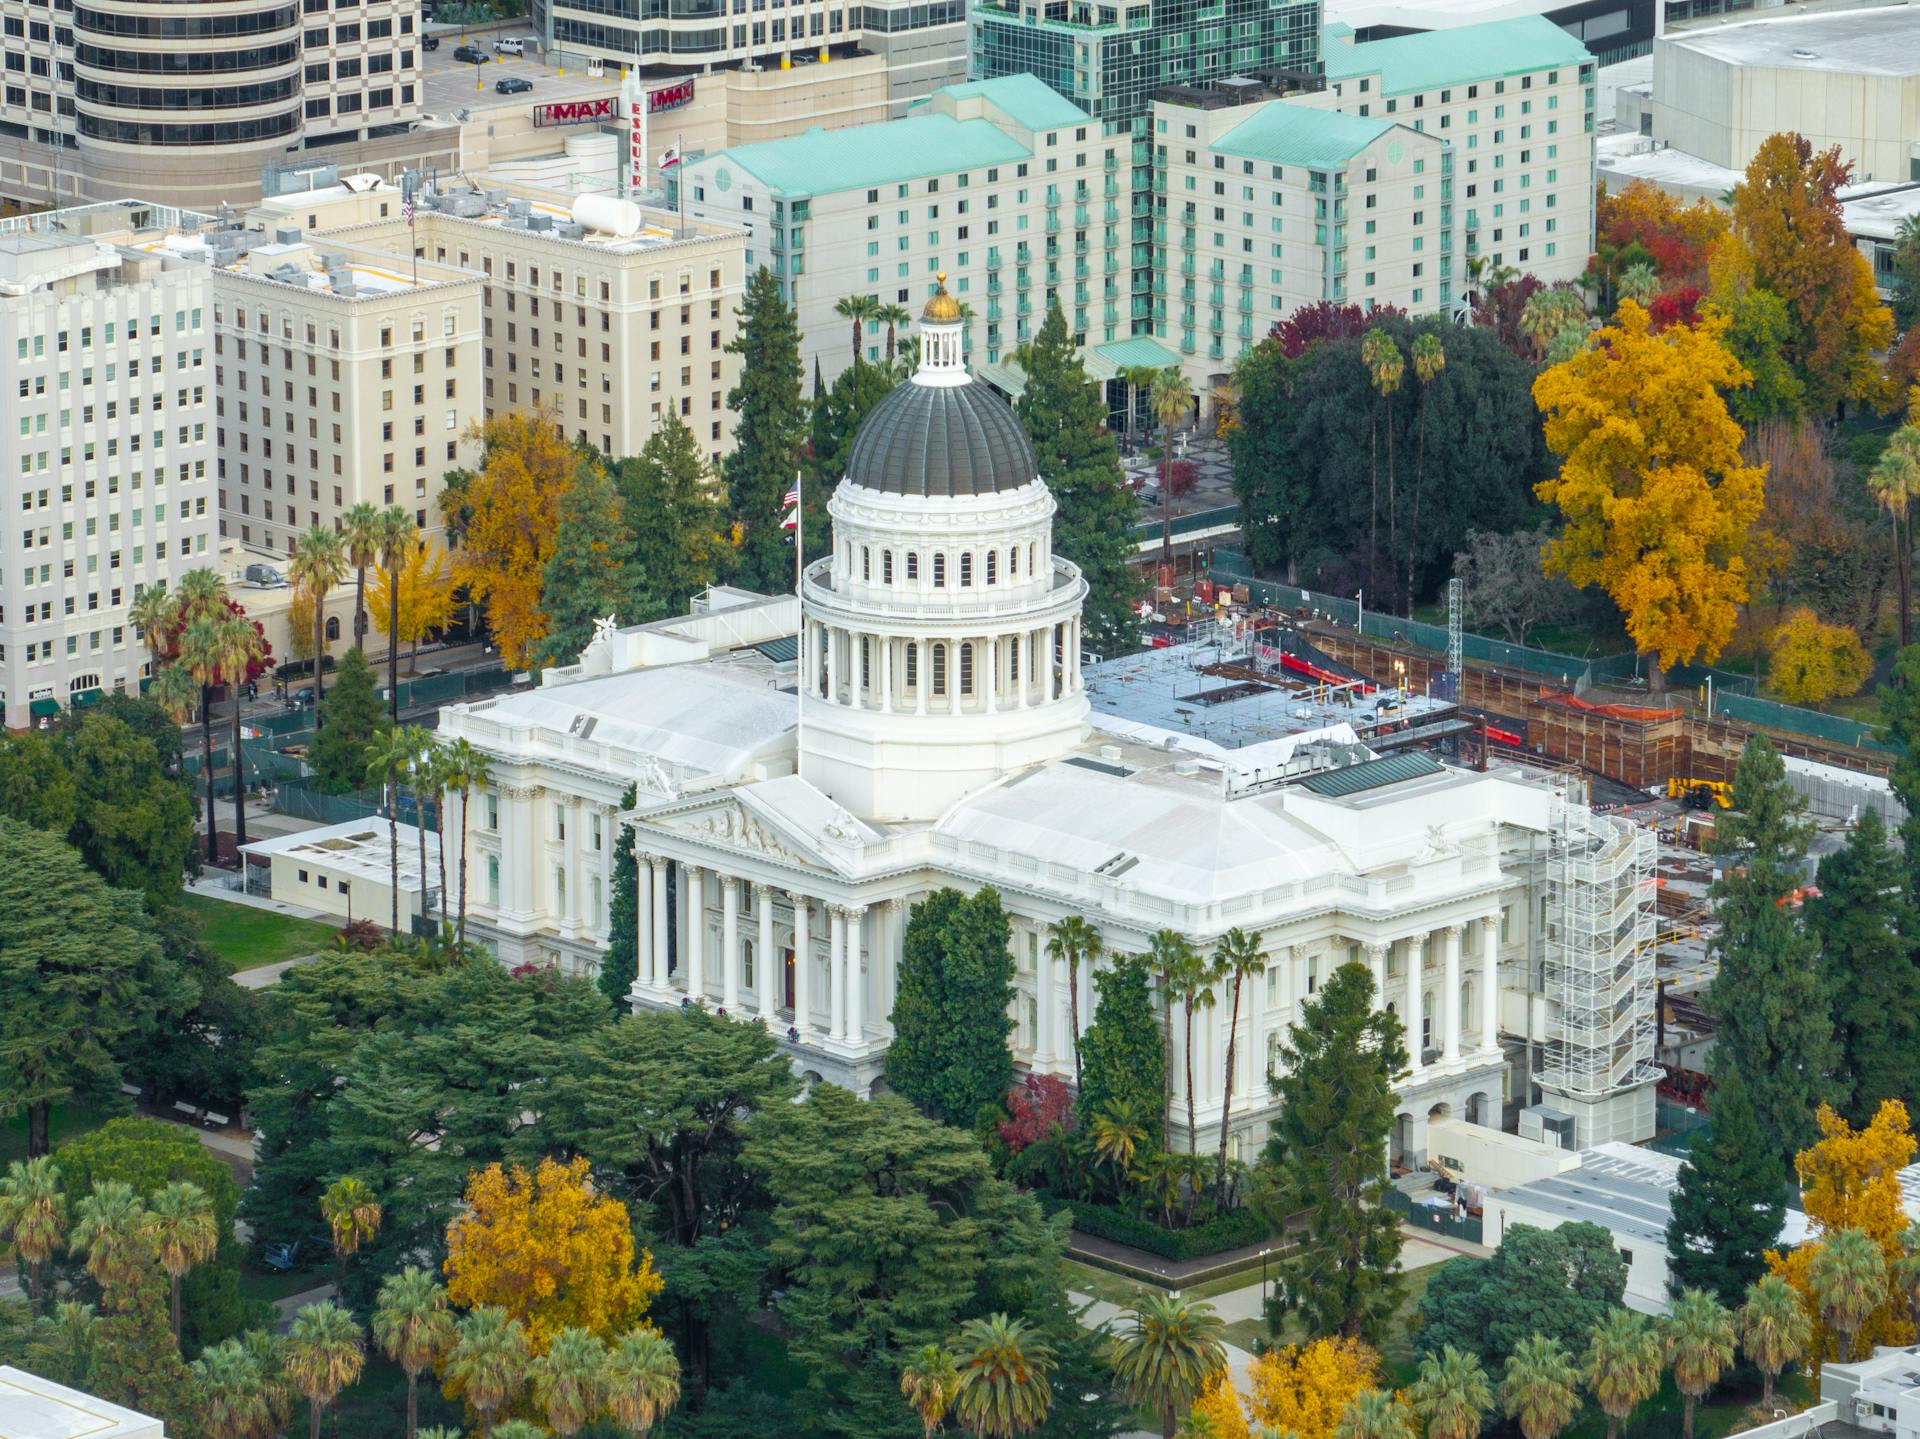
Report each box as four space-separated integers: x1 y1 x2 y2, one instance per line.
1498 1147 1682 1246
1667 6 1920 77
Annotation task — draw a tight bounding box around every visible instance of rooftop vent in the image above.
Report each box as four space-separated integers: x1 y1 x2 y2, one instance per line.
1099 743 1123 762
1791 47 1816 58
485 188 507 204
1174 758 1201 777
274 226 301 246
553 221 585 239
506 198 532 220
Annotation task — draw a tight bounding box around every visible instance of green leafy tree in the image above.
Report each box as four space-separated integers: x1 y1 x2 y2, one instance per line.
85 1267 207 1437
1584 1308 1662 1439
284 1301 365 1439
1704 736 1837 1165
808 354 897 495
722 268 810 593
601 784 641 1011
1014 302 1140 654
1806 807 1920 1124
1666 1064 1785 1306
308 647 388 795
1665 1288 1736 1439
1737 1275 1811 1407
1110 1293 1227 1439
1716 286 1808 427
64 714 195 903
0 822 149 1156
611 410 732 616
1255 961 1405 1343
374 1266 458 1439
951 1312 1055 1438
1889 215 1920 333
1809 1227 1886 1363
0 731 77 834
1075 952 1167 1152
538 458 641 671
1500 1336 1581 1439
1409 1345 1495 1439
1417 1222 1626 1370
885 886 1016 1126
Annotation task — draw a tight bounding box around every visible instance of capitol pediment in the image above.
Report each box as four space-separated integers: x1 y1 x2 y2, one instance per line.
634 778 876 877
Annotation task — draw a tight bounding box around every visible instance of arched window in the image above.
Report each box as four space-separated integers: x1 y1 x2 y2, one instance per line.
882 550 894 583
861 546 871 580
960 641 974 694
959 552 973 587
1009 546 1019 578
933 554 946 588
325 615 341 640
932 643 947 695
906 552 919 580
986 551 997 585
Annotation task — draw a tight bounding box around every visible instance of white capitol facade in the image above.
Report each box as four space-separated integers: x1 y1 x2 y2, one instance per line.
439 286 1658 1162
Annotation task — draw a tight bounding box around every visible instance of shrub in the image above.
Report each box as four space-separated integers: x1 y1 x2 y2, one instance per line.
1035 1191 1271 1261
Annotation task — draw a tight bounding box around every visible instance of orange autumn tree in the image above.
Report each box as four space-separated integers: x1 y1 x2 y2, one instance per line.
444 1156 663 1353
1533 301 1767 690
1596 179 1729 287
1192 1337 1383 1439
445 409 578 669
1767 1100 1918 1368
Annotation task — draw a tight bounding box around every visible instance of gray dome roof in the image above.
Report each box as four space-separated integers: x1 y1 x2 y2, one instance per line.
846 378 1039 498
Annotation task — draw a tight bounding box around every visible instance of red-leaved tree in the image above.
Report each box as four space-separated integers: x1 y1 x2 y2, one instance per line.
998 1073 1075 1152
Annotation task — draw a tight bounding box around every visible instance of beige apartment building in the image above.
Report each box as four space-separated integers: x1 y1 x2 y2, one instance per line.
266 178 747 464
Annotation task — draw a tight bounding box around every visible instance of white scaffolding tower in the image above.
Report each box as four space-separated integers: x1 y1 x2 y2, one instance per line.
1537 789 1659 1143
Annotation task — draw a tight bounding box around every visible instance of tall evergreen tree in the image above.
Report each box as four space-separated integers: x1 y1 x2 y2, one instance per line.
1014 303 1141 655
885 887 1017 1127
1254 960 1406 1342
722 267 809 593
808 358 896 496
599 784 640 1013
611 412 732 617
1806 807 1920 1124
307 648 387 796
1075 953 1167 1150
536 459 640 670
1703 736 1836 1165
1665 1065 1785 1308
1878 644 1920 901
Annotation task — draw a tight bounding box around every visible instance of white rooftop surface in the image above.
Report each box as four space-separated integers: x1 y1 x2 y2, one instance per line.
0 1366 164 1439
1324 0 1562 30
1665 5 1920 76
1596 133 1742 193
240 817 441 888
1843 184 1920 241
141 233 443 294
464 198 676 247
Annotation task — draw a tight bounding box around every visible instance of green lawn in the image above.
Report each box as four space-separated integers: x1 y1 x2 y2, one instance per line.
236 1266 330 1306
0 1101 106 1167
180 892 341 974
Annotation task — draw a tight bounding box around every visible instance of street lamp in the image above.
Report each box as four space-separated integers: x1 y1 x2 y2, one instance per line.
1260 1248 1271 1304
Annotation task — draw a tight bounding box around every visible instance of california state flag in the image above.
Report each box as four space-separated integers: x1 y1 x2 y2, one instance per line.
658 146 682 171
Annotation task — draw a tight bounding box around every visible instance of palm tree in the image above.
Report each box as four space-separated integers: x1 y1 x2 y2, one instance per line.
604 1325 680 1437
1151 366 1194 568
1500 1336 1581 1439
1585 1306 1662 1439
1809 1228 1886 1363
1122 364 1162 450
424 744 458 924
1868 425 1920 647
1045 917 1102 1086
835 293 880 369
1665 1287 1736 1439
246 1328 296 1437
1407 330 1447 610
1209 927 1266 1188
214 612 265 853
1090 1099 1147 1188
70 1180 151 1293
319 1176 382 1299
901 1343 961 1438
1338 1390 1414 1439
440 737 493 943
397 724 437 928
343 501 384 650
494 1425 548 1439
129 585 177 674
876 303 913 366
289 526 348 704
0 1156 66 1312
1410 1345 1494 1439
1130 1150 1184 1229
1737 1275 1811 1409
179 615 225 864
375 506 415 724
284 1301 365 1439
192 1337 273 1439
1617 262 1660 306
1109 1292 1227 1439
951 1312 1056 1438
1170 945 1219 1156
446 1305 532 1439
149 663 199 729
366 726 425 933
532 1326 609 1437
1360 329 1404 601
1894 1223 1920 1339
955 302 978 359
373 1266 457 1439
1147 929 1197 1140
144 1180 218 1344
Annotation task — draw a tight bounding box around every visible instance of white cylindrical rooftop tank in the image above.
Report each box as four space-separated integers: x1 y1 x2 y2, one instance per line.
570 193 642 238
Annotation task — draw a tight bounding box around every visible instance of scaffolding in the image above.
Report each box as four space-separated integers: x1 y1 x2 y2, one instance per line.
1538 789 1659 1106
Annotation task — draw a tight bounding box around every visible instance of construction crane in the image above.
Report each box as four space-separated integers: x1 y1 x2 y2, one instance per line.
1666 777 1734 811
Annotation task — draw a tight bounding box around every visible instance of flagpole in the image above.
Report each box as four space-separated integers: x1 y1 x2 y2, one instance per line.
677 132 687 237
793 467 804 781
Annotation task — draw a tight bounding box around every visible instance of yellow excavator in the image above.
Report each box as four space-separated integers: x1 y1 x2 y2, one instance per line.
1667 777 1734 811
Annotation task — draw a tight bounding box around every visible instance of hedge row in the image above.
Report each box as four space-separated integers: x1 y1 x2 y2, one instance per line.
1037 1191 1272 1261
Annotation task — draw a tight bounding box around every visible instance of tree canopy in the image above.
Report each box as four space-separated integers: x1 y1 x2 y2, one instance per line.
886 886 1017 1127
1417 1221 1626 1370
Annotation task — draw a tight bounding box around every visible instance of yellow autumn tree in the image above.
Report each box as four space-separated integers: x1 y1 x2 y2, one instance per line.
1767 1100 1918 1367
371 534 457 669
287 589 316 663
1533 301 1767 689
444 1156 663 1354
1241 1337 1383 1439
446 409 575 669
1767 607 1870 705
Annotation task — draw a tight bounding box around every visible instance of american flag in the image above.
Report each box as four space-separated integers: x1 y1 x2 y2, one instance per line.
782 486 800 507
403 193 415 226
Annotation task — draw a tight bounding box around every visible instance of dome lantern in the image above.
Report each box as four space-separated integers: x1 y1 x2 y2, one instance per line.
916 272 967 387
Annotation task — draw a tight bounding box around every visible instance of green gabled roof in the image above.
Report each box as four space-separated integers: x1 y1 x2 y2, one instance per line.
1298 751 1443 798
717 114 1034 198
1214 104 1395 171
1323 14 1592 96
916 74 1091 131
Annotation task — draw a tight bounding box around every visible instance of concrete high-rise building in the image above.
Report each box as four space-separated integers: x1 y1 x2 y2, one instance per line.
0 200 218 726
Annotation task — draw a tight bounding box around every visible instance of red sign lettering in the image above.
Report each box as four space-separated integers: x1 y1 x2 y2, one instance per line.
646 78 695 113
533 96 616 127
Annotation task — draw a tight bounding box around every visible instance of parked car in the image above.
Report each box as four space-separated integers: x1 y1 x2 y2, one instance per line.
493 35 524 54
494 75 533 93
422 32 439 49
452 44 488 62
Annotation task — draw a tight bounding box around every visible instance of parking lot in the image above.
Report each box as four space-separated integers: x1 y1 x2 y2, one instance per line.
418 26 623 114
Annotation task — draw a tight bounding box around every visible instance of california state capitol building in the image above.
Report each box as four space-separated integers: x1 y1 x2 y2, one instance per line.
437 285 1658 1165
